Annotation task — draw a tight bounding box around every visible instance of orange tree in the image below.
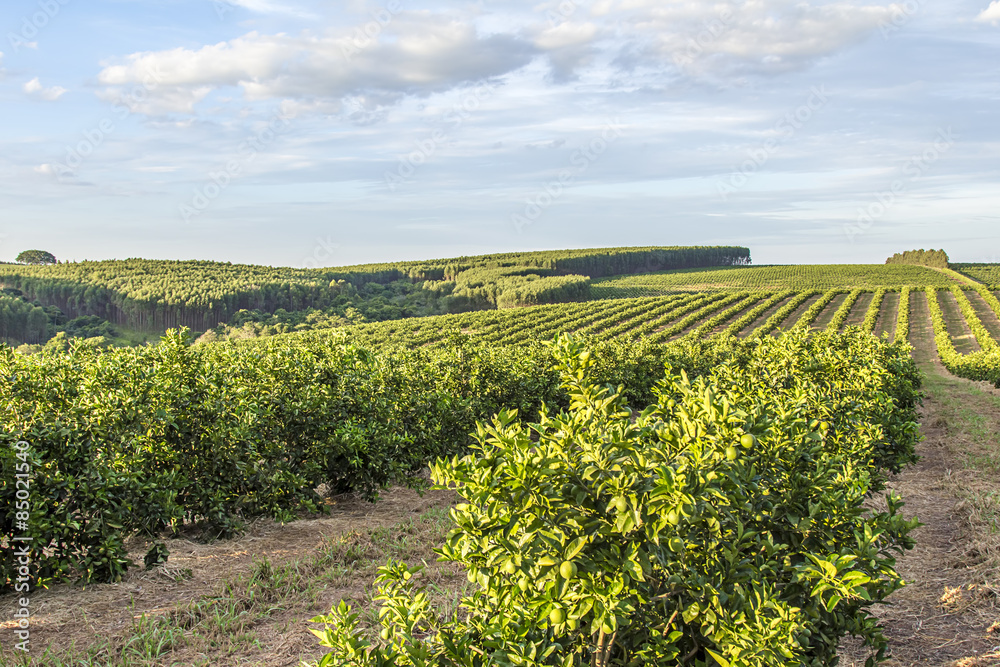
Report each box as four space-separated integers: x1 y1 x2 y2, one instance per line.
308 331 920 666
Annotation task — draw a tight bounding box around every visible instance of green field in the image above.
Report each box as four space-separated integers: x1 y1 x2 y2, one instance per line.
5 251 1000 666
590 264 963 298
0 246 747 334
954 263 1000 287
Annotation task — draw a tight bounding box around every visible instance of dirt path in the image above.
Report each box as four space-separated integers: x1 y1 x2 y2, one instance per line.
839 395 1000 665
877 291 900 340
771 293 820 334
840 299 1000 666
845 291 874 327
738 295 793 337
0 487 458 665
813 292 848 330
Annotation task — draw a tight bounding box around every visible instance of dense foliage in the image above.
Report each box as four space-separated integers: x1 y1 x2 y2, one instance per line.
885 249 949 269
0 330 687 589
310 330 921 666
0 293 50 344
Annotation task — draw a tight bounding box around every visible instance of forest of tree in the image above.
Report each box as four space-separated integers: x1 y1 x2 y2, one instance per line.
0 288 122 348
0 246 750 337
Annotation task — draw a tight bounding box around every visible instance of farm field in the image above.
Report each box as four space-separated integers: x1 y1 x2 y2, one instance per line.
4 260 1000 666
590 264 965 298
954 263 1000 287
333 285 1000 361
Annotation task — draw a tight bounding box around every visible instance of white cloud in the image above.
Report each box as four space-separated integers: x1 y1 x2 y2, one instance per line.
92 1 902 116
23 77 67 101
533 21 600 80
96 15 536 116
977 1 1000 24
599 0 899 75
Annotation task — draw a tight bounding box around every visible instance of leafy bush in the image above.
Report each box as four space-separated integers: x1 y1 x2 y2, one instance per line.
308 331 920 666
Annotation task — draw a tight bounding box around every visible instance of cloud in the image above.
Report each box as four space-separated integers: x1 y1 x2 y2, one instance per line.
92 1 902 117
532 21 600 81
96 14 537 116
977 1 1000 24
23 77 66 101
599 0 899 75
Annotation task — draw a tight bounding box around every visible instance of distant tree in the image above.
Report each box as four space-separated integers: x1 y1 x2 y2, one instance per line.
15 250 57 265
886 249 950 269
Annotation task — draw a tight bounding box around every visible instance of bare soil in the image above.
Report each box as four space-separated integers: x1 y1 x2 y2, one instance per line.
737 295 793 337
813 292 848 330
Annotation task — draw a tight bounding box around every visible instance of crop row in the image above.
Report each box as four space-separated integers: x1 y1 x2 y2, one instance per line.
590 264 968 298
925 287 1000 386
331 286 1000 368
0 332 687 588
949 285 998 352
747 291 817 339
864 288 888 333
895 287 911 344
791 289 842 331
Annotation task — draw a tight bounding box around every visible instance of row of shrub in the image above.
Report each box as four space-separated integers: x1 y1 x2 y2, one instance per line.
925 286 1000 386
310 329 922 666
0 329 694 588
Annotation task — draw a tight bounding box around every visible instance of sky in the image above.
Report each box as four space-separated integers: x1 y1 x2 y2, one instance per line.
1 0 999 268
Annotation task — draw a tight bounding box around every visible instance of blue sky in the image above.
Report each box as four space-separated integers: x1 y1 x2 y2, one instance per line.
2 0 998 268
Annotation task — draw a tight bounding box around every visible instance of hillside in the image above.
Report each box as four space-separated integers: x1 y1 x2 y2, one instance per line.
0 246 748 345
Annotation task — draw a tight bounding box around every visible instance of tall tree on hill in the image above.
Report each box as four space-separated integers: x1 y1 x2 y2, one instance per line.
15 250 57 265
